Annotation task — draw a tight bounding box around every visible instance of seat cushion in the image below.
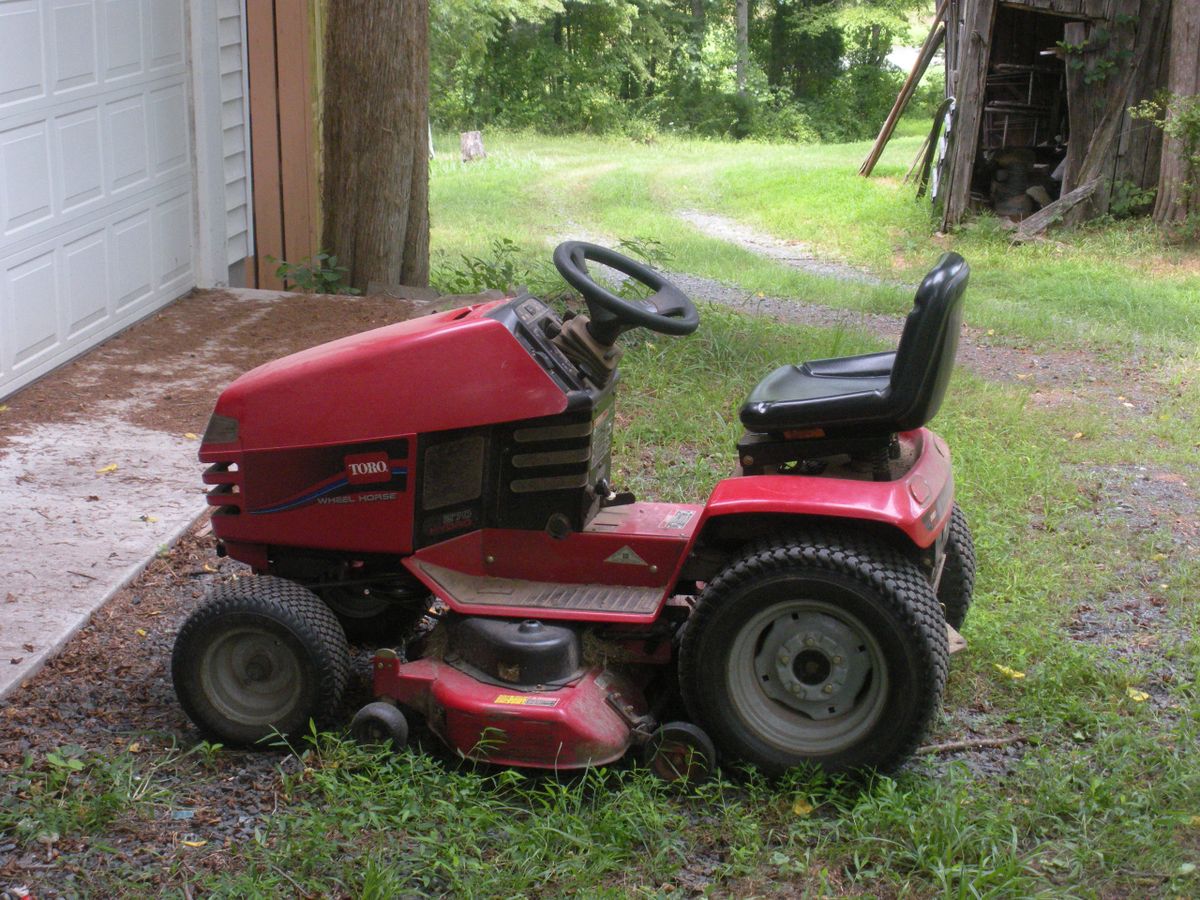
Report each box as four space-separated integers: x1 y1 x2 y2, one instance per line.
740 362 892 432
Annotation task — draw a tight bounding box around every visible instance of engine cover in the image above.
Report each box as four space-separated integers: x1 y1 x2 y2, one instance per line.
449 618 581 687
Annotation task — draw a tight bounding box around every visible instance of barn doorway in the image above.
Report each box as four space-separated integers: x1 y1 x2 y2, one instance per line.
972 5 1076 219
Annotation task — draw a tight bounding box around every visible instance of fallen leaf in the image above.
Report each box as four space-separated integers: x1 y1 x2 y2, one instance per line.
1122 402 1135 409
10 657 23 665
1178 862 1196 876
1071 432 1084 440
184 432 199 440
1151 553 1168 562
1126 687 1150 703
792 798 814 817
203 563 217 573
140 514 159 524
180 839 207 848
96 463 118 474
986 329 995 336
1016 373 1031 380
127 742 141 753
1188 816 1200 827
994 663 1026 680
21 643 34 652
0 404 8 412
135 628 148 638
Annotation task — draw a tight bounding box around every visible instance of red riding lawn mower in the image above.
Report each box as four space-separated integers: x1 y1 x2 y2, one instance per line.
173 242 974 780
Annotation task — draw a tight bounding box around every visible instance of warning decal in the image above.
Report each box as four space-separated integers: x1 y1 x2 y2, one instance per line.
605 545 648 566
493 694 559 707
660 509 696 529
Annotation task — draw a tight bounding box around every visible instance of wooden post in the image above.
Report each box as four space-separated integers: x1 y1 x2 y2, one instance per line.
940 0 998 230
246 0 321 289
859 0 948 177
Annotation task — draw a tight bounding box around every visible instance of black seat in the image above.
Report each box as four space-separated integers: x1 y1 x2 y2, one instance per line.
740 253 968 439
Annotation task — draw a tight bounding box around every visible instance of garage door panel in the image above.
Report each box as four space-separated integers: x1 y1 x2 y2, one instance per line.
6 249 58 369
111 206 151 309
101 0 142 80
104 92 148 193
149 0 184 71
1 121 53 234
0 2 45 110
50 0 98 94
0 0 200 398
149 83 187 176
63 227 106 335
56 106 103 211
154 190 189 287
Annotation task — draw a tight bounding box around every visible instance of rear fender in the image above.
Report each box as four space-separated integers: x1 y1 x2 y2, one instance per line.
683 429 954 574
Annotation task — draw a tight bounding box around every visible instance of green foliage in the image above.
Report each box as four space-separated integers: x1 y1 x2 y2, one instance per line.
430 0 926 141
432 237 560 294
270 252 360 295
1130 90 1200 232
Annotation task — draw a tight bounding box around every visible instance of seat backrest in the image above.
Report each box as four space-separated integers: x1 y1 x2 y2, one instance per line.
887 252 969 430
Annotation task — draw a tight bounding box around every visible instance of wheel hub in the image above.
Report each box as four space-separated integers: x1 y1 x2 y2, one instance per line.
754 611 872 720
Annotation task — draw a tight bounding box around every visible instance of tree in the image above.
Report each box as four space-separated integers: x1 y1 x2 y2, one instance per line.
1152 0 1200 230
323 0 431 290
736 0 749 94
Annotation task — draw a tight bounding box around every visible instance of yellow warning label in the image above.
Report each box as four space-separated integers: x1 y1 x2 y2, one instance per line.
493 694 558 707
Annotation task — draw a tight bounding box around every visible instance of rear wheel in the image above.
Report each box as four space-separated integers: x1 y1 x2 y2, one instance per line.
679 531 948 776
938 504 976 630
172 576 350 747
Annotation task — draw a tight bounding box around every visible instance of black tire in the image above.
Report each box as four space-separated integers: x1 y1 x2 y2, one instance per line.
172 576 350 748
318 586 427 643
350 701 409 750
678 530 948 776
643 721 717 784
938 504 976 630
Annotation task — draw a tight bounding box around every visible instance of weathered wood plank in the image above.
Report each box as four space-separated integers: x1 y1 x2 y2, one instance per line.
941 0 998 228
1013 177 1101 239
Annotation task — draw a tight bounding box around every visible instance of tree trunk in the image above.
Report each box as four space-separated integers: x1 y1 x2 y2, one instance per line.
736 0 749 94
1154 0 1200 228
322 0 430 290
690 0 706 53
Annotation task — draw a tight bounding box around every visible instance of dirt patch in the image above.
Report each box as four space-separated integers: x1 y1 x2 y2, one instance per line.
0 519 383 896
677 210 886 286
0 290 417 448
1065 464 1200 704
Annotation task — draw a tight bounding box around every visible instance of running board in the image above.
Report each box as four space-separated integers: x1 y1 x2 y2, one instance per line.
414 561 663 616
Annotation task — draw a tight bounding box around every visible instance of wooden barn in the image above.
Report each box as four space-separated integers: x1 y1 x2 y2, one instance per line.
936 0 1175 229
866 0 1198 233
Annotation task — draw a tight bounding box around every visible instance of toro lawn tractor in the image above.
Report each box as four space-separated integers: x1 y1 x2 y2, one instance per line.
173 242 974 778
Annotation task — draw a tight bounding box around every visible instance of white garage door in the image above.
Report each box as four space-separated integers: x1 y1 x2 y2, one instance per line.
0 0 197 398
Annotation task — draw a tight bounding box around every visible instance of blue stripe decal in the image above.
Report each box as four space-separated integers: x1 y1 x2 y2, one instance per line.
250 467 408 516
251 478 349 515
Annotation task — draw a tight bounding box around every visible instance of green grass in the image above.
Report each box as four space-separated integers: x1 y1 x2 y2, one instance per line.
8 133 1200 896
431 131 1200 356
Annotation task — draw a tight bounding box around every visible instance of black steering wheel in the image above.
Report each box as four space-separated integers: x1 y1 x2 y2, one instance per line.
552 241 699 344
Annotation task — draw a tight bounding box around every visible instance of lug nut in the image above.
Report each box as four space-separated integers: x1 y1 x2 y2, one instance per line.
804 637 816 647
823 684 834 694
833 655 843 665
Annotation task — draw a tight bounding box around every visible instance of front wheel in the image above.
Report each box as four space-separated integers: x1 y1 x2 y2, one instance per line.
172 576 350 747
679 531 948 776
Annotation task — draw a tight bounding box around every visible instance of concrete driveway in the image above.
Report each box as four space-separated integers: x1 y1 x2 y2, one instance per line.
0 288 416 698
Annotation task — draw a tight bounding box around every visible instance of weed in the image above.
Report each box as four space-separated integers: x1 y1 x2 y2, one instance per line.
270 251 361 295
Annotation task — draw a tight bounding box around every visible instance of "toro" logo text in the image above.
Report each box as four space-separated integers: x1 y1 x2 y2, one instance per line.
344 452 392 485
